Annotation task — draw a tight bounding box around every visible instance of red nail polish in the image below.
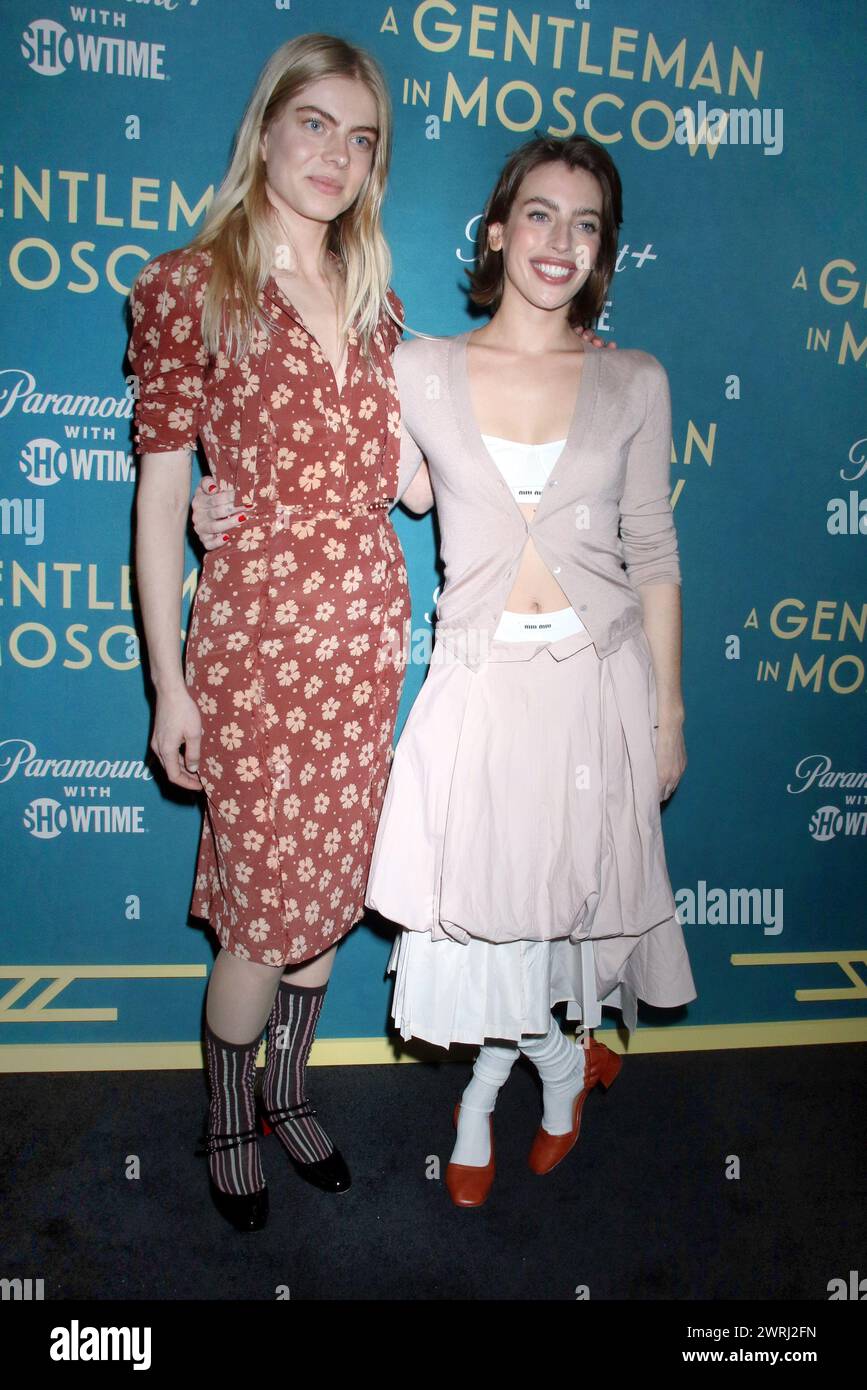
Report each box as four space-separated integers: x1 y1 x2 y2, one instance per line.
222 533 230 541
238 514 247 521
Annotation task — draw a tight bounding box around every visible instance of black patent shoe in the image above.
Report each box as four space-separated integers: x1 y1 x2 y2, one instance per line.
195 1117 269 1231
258 1100 352 1193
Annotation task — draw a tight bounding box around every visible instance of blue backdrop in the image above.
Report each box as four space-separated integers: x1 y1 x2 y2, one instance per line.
1 0 865 1067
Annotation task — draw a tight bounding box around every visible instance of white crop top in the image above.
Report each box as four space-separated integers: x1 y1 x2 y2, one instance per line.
480 434 567 505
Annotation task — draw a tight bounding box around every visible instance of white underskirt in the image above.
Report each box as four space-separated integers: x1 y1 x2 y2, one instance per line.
386 929 636 1050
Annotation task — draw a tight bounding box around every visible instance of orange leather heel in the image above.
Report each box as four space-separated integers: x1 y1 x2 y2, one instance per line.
445 1102 495 1207
528 1037 622 1175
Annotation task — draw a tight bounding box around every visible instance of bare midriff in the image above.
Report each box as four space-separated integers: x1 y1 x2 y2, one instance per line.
467 337 587 614
506 515 571 612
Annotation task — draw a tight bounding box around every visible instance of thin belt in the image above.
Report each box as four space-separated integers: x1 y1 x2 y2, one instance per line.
255 498 393 531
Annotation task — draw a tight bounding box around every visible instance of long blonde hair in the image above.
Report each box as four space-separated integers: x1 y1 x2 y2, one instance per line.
175 32 394 362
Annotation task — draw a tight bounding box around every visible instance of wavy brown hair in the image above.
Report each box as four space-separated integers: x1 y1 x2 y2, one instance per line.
161 32 394 364
467 134 623 328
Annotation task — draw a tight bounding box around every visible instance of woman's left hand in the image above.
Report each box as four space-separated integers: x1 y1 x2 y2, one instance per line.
655 719 687 802
191 476 247 550
578 326 616 350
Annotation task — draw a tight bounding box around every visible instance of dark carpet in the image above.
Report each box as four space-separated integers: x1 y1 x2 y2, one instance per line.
2 1041 865 1301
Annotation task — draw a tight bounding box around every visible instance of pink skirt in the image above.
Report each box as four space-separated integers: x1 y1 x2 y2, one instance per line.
365 625 696 1047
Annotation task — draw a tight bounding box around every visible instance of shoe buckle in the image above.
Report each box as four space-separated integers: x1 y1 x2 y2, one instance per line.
195 1125 259 1158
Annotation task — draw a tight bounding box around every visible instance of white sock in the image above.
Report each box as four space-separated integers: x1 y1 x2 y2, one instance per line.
449 1042 519 1167
519 1017 588 1136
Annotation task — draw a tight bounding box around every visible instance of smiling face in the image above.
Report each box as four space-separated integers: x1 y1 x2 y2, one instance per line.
487 161 603 315
259 74 379 231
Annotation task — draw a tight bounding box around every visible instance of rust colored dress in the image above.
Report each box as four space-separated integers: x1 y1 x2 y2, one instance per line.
128 248 410 966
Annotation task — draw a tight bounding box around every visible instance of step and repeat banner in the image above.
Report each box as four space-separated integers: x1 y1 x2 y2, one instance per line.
1 0 864 1067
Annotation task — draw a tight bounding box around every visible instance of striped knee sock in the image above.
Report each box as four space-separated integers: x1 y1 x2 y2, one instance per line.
203 1021 266 1196
261 979 334 1164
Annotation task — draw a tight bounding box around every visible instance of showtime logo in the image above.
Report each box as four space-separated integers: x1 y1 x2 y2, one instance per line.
20 438 66 485
808 805 867 841
22 797 146 838
21 17 166 80
20 437 134 485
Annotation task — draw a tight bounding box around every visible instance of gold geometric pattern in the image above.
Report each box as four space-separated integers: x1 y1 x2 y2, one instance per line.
0 965 207 1023
730 950 867 1002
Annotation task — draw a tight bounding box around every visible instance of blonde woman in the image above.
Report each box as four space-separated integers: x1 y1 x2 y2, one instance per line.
129 32 431 1231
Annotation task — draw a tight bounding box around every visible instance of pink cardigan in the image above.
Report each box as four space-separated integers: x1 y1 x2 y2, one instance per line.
392 330 682 667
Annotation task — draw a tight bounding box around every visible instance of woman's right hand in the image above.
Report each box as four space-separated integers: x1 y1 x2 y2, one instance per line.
191 476 247 550
152 687 204 791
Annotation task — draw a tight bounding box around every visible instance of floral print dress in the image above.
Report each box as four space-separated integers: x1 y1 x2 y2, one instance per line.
128 248 410 965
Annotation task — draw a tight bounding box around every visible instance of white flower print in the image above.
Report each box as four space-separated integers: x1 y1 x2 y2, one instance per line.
315 635 338 661
274 599 299 625
237 528 266 554
330 751 350 781
277 659 301 686
272 549 298 577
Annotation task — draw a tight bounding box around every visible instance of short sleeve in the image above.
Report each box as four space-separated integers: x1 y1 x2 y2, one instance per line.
127 251 209 455
618 357 682 588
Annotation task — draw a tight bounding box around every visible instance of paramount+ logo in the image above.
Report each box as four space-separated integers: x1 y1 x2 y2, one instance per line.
21 17 167 81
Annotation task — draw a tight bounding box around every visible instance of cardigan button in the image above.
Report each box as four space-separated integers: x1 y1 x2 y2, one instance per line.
553 566 562 574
